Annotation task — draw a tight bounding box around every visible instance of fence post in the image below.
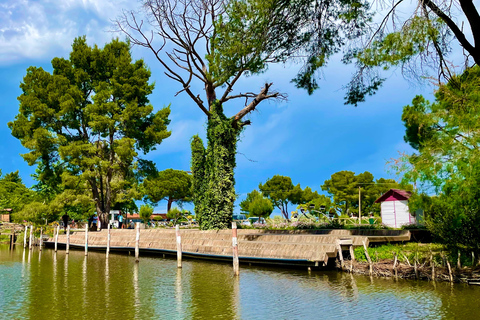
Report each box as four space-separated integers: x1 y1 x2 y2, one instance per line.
176 225 182 268
66 225 70 254
232 222 239 276
29 225 33 250
135 222 140 262
85 223 88 256
107 223 111 259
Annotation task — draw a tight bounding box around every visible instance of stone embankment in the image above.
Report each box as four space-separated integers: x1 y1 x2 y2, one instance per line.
46 228 411 268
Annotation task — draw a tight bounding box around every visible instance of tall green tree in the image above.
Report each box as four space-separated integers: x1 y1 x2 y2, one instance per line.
321 171 359 215
399 66 480 189
119 0 371 229
322 171 406 216
259 175 303 219
0 171 35 216
397 66 480 252
240 189 273 219
139 204 154 225
9 37 171 227
143 169 192 212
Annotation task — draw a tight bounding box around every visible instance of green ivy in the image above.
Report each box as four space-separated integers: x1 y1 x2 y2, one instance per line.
191 101 239 230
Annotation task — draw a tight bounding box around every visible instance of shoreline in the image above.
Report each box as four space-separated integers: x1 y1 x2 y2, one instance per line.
337 259 480 283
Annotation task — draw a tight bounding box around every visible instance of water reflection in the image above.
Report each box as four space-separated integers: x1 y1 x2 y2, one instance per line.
1 245 480 320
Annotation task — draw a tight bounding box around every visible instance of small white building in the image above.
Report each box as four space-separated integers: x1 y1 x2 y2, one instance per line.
375 189 416 228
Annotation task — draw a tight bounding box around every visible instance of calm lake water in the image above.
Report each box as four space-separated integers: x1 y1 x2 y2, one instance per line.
1 245 479 320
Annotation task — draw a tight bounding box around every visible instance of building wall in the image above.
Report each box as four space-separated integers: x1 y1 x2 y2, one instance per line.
381 200 416 228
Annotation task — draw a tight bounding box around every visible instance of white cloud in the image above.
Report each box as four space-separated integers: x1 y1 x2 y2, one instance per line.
0 0 136 64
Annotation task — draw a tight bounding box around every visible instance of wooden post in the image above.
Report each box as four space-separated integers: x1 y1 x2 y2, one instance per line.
431 254 435 281
349 245 355 262
106 223 111 259
29 225 33 250
414 259 418 279
446 258 453 282
10 228 15 250
336 240 345 270
393 252 398 278
85 223 88 256
39 227 43 251
176 225 182 268
55 225 59 252
362 240 373 276
472 252 475 267
66 225 70 254
232 222 239 276
457 251 461 269
135 222 140 262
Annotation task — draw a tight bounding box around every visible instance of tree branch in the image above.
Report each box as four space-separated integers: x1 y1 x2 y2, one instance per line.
233 83 285 122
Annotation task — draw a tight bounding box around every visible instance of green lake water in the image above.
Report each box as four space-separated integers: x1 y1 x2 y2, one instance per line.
1 245 479 319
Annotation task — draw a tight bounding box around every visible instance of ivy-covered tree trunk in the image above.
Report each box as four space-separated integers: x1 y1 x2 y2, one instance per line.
191 102 239 230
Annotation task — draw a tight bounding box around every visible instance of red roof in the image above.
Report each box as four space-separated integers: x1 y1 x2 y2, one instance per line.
374 189 412 203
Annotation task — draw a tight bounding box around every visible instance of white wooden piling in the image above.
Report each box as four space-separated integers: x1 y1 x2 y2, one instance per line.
135 222 140 262
55 225 59 252
85 223 88 256
24 225 27 248
29 225 33 250
232 222 239 276
176 225 182 268
66 225 70 254
39 227 43 251
106 223 111 259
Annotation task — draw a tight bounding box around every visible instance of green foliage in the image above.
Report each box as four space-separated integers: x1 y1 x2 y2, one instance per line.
9 37 171 226
398 67 480 254
321 170 409 216
259 175 303 219
0 171 35 215
191 102 238 230
143 169 192 212
167 207 189 225
247 194 273 219
240 189 273 219
139 204 154 224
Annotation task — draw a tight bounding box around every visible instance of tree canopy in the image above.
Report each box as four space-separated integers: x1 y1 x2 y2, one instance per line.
399 65 480 190
142 169 192 212
0 171 35 215
259 175 303 220
239 189 273 219
322 170 406 216
397 66 480 252
9 37 171 226
345 0 480 105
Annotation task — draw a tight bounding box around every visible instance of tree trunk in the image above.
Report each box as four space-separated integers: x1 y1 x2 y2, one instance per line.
167 198 174 213
191 101 237 230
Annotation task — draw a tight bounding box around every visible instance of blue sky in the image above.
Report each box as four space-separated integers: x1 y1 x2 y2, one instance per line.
0 0 436 215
